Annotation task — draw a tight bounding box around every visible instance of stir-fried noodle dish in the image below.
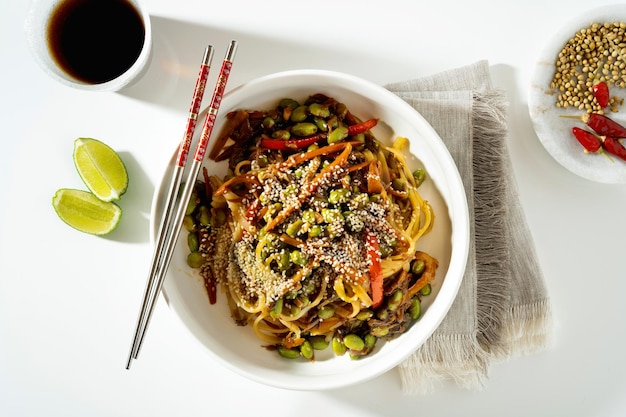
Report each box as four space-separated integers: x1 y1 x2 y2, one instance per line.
184 93 439 360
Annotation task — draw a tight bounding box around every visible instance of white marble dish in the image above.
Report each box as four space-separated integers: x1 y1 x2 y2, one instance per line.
528 4 626 183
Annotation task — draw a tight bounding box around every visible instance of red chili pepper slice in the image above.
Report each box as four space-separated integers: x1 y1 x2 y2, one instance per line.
347 118 378 136
603 137 626 161
259 134 323 150
571 127 602 152
365 231 384 309
592 66 610 109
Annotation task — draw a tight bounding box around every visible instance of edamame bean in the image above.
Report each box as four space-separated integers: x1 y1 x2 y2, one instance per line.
328 126 348 143
302 209 317 224
312 117 328 132
370 326 389 337
420 283 432 296
187 232 199 252
256 154 269 168
364 333 377 350
356 309 373 321
278 250 291 271
309 335 329 350
183 214 196 232
344 212 364 232
291 122 318 137
413 168 426 186
186 191 199 215
308 225 323 237
290 105 309 122
318 306 335 319
387 290 403 311
410 297 421 320
289 305 301 316
328 188 351 205
277 346 300 359
262 116 275 129
279 98 299 109
294 166 305 178
308 102 330 118
343 334 365 351
271 129 291 140
392 178 406 192
352 192 369 208
270 298 283 317
379 243 393 258
412 259 425 276
187 252 204 269
286 219 303 237
332 337 347 356
352 133 365 145
290 249 306 266
263 203 282 223
321 208 343 223
300 340 314 360
197 205 211 226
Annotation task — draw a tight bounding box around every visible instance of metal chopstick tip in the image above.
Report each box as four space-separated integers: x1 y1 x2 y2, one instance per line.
202 45 214 66
226 40 238 61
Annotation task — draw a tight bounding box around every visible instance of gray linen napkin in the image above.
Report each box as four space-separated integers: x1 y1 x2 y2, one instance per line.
385 61 552 394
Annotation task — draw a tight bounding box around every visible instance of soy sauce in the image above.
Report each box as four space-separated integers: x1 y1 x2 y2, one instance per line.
47 0 145 84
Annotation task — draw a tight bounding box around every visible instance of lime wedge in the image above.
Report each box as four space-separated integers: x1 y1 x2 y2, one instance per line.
73 137 128 202
52 188 122 235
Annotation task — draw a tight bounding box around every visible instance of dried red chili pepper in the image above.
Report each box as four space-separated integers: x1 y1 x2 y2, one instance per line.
259 134 323 150
602 137 626 161
592 81 610 110
585 113 626 137
562 113 626 138
347 118 378 136
571 127 602 152
592 66 610 109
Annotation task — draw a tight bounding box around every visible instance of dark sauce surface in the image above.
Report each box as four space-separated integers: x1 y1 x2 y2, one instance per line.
47 0 145 84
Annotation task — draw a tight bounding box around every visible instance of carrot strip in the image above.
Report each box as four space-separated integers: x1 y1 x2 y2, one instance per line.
278 141 360 170
213 173 260 196
266 144 352 231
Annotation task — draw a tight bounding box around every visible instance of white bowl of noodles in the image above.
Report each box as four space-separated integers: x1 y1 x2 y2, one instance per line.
151 69 469 390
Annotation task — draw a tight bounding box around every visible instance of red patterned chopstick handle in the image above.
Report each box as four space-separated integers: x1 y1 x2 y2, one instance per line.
194 41 238 163
176 47 214 167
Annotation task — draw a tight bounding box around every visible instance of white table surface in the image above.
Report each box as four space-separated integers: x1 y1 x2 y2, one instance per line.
2 1 626 416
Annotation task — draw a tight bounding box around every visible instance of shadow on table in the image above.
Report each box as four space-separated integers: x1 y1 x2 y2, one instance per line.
103 151 154 244
118 15 397 110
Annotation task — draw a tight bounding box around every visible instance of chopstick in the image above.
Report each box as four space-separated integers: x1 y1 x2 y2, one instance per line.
125 44 214 370
126 40 238 369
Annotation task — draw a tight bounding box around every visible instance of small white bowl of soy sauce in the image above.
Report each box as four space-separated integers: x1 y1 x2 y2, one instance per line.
25 0 152 92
